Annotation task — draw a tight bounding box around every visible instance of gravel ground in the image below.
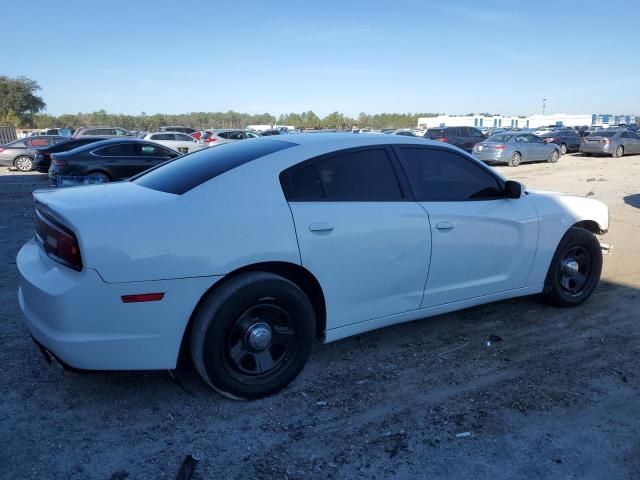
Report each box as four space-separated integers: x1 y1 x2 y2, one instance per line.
1 153 639 479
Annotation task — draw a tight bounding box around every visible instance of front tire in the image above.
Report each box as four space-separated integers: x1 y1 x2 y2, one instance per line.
509 152 522 167
540 227 603 307
560 143 567 155
548 149 560 163
190 272 315 399
14 156 34 172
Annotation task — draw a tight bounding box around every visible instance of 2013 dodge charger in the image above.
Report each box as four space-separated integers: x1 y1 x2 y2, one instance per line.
17 134 609 399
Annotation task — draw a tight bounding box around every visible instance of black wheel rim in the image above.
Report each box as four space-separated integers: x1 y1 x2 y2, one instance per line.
223 302 296 382
558 245 592 296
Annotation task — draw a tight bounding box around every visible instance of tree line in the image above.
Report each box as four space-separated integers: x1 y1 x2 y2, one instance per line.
1 75 440 131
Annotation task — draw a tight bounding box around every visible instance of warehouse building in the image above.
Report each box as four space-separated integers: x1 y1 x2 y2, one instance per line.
417 113 638 130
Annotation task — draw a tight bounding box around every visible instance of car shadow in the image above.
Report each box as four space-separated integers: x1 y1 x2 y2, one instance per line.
623 194 640 209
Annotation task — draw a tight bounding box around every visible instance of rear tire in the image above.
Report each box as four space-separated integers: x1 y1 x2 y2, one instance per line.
547 149 559 163
14 156 34 172
540 227 602 307
86 171 111 183
508 152 522 167
614 145 624 158
560 144 567 155
190 272 315 399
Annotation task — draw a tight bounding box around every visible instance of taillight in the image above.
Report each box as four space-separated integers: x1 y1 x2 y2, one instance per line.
207 137 216 142
495 145 506 150
543 138 554 143
53 155 66 166
0 148 4 153
35 208 82 271
600 138 610 144
438 137 448 142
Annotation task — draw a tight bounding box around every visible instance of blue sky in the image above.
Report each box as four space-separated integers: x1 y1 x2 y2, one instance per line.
3 0 639 117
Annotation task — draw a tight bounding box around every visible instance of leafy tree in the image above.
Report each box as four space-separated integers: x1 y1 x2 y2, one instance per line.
0 76 46 127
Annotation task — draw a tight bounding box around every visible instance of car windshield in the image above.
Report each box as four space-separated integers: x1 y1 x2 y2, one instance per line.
487 134 513 143
133 138 296 195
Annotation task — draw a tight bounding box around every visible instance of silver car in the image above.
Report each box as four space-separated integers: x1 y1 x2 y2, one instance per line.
0 135 66 171
580 130 640 157
472 133 560 167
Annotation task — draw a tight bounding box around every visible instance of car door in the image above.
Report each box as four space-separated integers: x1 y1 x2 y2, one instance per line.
468 127 485 151
394 146 538 307
628 132 640 153
91 142 140 179
526 134 548 160
174 133 199 152
282 146 431 329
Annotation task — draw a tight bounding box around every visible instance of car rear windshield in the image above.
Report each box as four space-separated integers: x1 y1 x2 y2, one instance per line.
487 134 513 143
133 139 296 194
593 131 617 137
425 129 446 138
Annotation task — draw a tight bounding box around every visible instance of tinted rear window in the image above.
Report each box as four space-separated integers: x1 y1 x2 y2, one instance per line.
487 134 513 143
134 139 296 195
426 129 446 138
593 131 617 137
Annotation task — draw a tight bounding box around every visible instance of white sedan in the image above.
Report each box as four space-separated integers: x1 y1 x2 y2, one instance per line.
17 134 609 399
142 131 204 154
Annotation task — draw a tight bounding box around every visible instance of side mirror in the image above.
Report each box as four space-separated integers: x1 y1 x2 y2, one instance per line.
505 180 523 199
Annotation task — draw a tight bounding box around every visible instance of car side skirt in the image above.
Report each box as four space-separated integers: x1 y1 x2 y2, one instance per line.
324 284 544 343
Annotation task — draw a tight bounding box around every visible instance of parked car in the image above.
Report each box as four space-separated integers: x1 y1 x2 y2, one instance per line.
0 136 66 171
423 126 486 152
73 127 132 138
202 129 262 145
159 126 197 135
383 129 416 136
18 134 608 399
143 132 205 154
538 129 581 155
48 138 180 183
260 129 288 137
473 133 560 166
32 137 106 172
580 130 640 157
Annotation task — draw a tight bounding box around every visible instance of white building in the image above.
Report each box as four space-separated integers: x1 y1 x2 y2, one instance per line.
417 113 637 130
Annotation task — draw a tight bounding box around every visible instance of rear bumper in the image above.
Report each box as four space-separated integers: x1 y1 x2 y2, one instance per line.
473 150 506 163
17 238 221 370
580 143 610 154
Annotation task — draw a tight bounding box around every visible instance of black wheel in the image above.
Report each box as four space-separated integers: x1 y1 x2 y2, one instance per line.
613 145 624 158
560 143 567 155
548 149 559 163
14 156 34 172
540 227 602 307
190 272 315 399
86 171 111 183
509 152 522 167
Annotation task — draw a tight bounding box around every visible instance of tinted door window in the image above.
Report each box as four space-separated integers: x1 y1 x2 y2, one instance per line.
282 149 403 201
94 143 138 156
397 148 503 201
529 135 543 143
139 144 177 158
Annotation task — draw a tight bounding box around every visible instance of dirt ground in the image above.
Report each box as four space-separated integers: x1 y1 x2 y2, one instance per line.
1 153 639 479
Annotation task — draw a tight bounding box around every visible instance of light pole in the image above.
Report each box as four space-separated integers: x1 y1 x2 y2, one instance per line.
542 98 547 115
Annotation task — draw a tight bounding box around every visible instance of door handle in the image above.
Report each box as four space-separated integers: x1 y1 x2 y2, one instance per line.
436 221 455 231
309 222 334 232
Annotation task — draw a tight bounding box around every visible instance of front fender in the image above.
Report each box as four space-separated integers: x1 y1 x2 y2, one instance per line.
526 190 608 286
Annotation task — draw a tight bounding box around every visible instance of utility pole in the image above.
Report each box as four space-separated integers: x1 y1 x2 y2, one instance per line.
542 98 547 115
